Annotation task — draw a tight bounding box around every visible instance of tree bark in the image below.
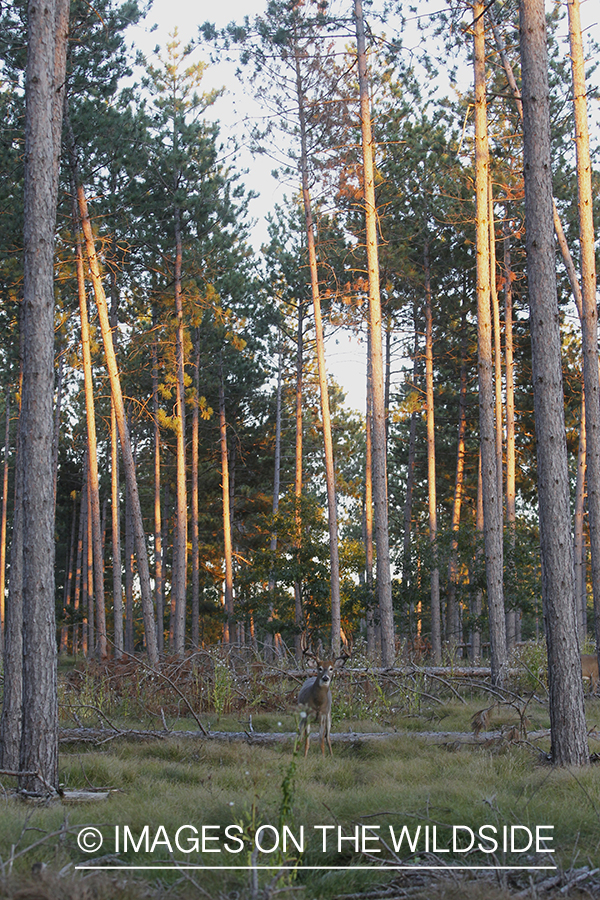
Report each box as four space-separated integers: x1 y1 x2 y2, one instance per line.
0 409 22 770
355 0 395 665
519 0 588 766
473 1 507 685
365 334 376 656
111 404 123 657
446 303 468 649
68 153 158 665
292 302 305 660
18 0 69 793
191 332 200 650
423 241 441 663
294 44 341 656
72 195 107 658
567 0 600 665
503 218 518 648
219 365 234 643
574 393 587 640
172 206 187 656
0 394 9 652
488 177 503 508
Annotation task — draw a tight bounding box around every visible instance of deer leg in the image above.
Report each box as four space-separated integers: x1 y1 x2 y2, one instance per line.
301 716 310 756
325 712 333 756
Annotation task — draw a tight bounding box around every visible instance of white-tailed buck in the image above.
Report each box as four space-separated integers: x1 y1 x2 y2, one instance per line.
581 654 599 693
298 647 348 757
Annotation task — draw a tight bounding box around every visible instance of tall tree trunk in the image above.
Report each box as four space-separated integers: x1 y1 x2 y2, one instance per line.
402 320 419 636
365 335 376 657
61 493 77 653
423 242 441 663
52 354 63 510
86 472 94 656
489 177 503 507
355 0 395 665
66 138 158 665
503 217 518 648
0 394 9 652
269 336 283 644
0 408 22 770
73 483 85 656
124 476 134 653
469 454 484 661
473 1 507 685
72 196 107 658
294 46 341 655
519 0 588 766
294 301 304 661
574 393 587 640
172 206 187 656
18 0 68 794
568 0 600 664
489 8 584 319
219 364 234 643
446 304 468 649
191 332 199 650
151 314 164 654
111 405 123 658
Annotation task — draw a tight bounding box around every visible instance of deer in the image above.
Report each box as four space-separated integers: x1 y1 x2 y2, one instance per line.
297 644 349 757
581 654 599 693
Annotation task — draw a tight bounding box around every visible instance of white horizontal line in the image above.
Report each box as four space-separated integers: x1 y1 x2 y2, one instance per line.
75 865 558 872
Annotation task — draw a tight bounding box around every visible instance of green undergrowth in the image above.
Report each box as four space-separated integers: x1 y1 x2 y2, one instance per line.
1 728 600 897
3 649 600 898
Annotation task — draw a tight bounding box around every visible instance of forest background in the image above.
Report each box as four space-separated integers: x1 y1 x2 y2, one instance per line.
0 0 600 692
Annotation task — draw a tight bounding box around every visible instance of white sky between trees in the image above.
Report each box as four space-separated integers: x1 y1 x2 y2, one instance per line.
128 0 600 414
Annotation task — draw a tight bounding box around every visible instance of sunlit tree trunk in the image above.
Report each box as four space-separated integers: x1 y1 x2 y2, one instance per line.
110 405 123 658
503 217 518 649
124 477 134 653
219 364 234 643
191 333 200 650
446 304 468 650
365 336 376 656
294 301 304 660
60 494 77 654
294 47 341 655
86 474 94 656
469 454 484 661
355 0 394 665
402 320 419 637
423 241 441 663
489 177 503 508
151 314 164 655
172 206 187 656
568 0 600 661
72 196 107 658
519 0 588 766
73 483 84 656
473 1 507 684
67 147 158 665
269 338 283 645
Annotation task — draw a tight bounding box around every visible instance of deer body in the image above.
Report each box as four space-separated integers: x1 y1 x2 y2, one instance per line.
582 654 599 692
298 660 334 756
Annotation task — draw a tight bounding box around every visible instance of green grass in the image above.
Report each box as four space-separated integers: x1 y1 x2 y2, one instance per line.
3 654 600 899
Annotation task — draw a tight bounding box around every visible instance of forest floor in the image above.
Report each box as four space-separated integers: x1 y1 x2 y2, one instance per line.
2 645 600 899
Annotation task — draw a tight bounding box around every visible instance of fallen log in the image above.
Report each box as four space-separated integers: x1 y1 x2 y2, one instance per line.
57 726 555 747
